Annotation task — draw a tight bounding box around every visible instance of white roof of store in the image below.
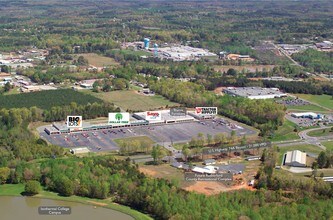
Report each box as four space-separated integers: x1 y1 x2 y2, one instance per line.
291 112 317 117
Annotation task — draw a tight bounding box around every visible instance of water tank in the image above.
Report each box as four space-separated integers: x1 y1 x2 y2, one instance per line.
144 38 150 50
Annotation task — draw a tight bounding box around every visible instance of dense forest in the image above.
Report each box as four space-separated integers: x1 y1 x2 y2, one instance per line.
0 0 332 58
292 49 333 74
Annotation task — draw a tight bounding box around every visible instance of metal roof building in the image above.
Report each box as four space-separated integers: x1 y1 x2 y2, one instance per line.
223 87 287 99
291 112 321 119
284 150 307 167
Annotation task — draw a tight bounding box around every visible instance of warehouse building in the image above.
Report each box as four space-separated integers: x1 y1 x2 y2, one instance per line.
223 87 287 99
284 150 307 167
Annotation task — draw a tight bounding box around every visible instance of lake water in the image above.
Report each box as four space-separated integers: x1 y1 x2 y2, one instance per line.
0 196 134 220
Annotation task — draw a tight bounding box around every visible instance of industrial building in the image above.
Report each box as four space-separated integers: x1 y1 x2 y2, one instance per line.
284 150 307 167
157 45 216 61
223 87 287 99
291 112 322 120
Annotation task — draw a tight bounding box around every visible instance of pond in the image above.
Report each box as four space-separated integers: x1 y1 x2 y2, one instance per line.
0 196 134 220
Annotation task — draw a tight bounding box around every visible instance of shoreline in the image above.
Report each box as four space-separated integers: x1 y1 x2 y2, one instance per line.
0 184 152 220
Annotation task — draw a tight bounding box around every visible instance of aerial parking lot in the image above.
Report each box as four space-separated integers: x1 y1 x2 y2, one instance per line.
39 119 256 152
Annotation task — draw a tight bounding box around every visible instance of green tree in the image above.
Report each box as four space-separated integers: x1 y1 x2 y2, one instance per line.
4 82 11 92
312 161 318 178
0 167 10 184
317 151 327 168
56 176 74 196
151 145 164 164
182 145 191 162
25 180 41 195
77 56 88 66
226 68 237 76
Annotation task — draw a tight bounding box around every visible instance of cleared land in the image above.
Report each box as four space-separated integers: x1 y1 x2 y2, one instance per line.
139 159 258 195
0 89 102 110
83 90 179 111
296 94 333 111
74 53 119 67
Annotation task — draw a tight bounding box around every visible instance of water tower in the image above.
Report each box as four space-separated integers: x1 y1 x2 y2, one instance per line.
154 43 158 57
144 38 150 50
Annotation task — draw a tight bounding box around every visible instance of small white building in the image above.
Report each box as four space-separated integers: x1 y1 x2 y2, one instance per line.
284 150 307 167
291 112 321 119
203 159 216 165
70 147 90 154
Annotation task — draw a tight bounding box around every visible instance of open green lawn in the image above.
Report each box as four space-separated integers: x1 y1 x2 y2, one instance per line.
83 90 179 111
276 144 322 164
114 136 155 146
3 87 21 96
0 184 25 196
114 49 152 57
270 119 300 142
0 184 151 220
308 128 333 137
322 141 333 151
286 104 328 113
74 53 119 67
292 169 333 178
296 94 333 111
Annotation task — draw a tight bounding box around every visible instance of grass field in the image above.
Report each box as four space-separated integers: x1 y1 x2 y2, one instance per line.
84 90 178 111
0 89 103 110
114 136 155 146
277 144 322 163
74 53 119 67
322 141 333 151
308 128 333 137
296 94 333 111
286 104 328 113
270 119 300 142
3 87 20 96
115 49 152 57
0 184 151 220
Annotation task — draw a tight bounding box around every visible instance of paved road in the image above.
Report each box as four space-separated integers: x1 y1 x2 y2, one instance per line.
298 126 332 150
271 42 302 67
